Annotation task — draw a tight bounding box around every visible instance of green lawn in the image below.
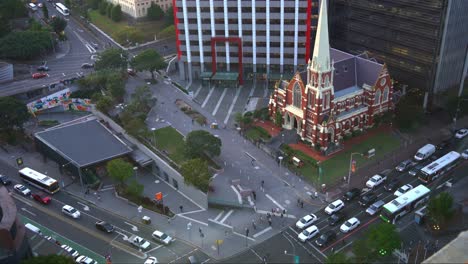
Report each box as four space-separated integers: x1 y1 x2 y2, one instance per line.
152 126 186 164
245 126 271 142
297 132 401 186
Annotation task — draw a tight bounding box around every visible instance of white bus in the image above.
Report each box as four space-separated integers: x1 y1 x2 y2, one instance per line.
380 184 430 224
418 151 460 184
55 3 69 16
19 167 60 194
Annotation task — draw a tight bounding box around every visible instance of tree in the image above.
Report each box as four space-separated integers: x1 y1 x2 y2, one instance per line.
87 0 101 10
366 222 401 257
132 85 154 112
122 117 147 136
427 192 454 227
106 158 133 186
126 179 144 198
326 252 349 264
181 158 210 192
96 95 113 113
0 31 54 59
275 111 282 127
147 2 164 20
42 4 49 19
0 0 28 20
106 3 114 18
50 17 67 33
234 112 243 126
131 49 166 80
185 130 222 158
112 26 144 45
21 254 75 264
0 97 30 131
107 77 125 101
94 48 128 71
0 18 11 38
98 0 108 15
352 238 374 263
164 5 174 26
64 0 71 9
111 4 122 22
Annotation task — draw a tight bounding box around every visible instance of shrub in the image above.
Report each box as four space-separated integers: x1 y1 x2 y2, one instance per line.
195 116 206 125
314 143 321 151
38 120 60 127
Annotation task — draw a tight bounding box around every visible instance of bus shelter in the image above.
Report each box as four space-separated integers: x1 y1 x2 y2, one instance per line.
211 72 239 88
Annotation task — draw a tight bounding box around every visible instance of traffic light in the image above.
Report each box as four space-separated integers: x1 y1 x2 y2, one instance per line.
16 157 24 167
379 248 387 256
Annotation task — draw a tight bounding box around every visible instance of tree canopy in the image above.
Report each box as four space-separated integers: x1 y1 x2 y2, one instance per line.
326 252 349 264
21 254 75 264
185 130 222 158
98 1 108 15
0 0 28 20
181 158 210 192
111 4 122 22
0 31 54 59
427 192 454 226
106 158 134 186
147 3 164 20
0 97 30 131
366 222 401 257
50 17 68 33
42 4 49 19
95 48 128 71
131 49 166 80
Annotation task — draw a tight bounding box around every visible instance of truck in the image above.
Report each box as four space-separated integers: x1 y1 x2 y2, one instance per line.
129 235 150 250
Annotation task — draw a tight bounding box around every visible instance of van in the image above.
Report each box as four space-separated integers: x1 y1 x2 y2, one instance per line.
25 223 42 235
28 3 38 11
414 144 436 161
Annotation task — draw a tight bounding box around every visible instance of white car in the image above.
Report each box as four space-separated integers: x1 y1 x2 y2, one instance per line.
295 214 318 229
14 184 31 196
151 230 173 245
394 184 413 197
144 257 158 264
76 255 98 264
366 174 386 189
340 217 360 233
324 199 345 215
462 149 468 159
298 225 319 242
61 244 79 258
62 205 80 219
455 128 468 139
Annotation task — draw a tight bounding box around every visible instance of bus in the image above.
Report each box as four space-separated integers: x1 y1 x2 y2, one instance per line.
380 184 430 224
418 151 461 184
19 167 60 194
55 3 69 16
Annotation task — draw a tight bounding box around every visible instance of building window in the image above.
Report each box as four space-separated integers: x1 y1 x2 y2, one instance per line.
343 66 348 72
374 89 381 105
323 93 330 109
308 92 315 107
293 83 301 108
383 86 389 102
354 118 359 127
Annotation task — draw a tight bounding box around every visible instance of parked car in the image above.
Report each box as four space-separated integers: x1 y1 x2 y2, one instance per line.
75 255 98 264
324 199 345 215
90 54 99 61
366 200 386 216
62 205 80 219
394 184 413 197
384 178 400 192
359 192 377 207
396 159 414 172
462 149 468 160
340 217 360 233
32 72 47 79
81 63 94 69
455 128 468 139
343 188 361 201
366 174 387 189
32 192 51 204
151 230 173 245
298 225 319 242
61 244 79 258
144 257 158 264
14 184 31 196
129 235 150 250
409 164 425 176
315 230 336 247
328 213 346 226
296 214 318 229
127 68 136 76
95 221 114 233
37 65 49 71
0 175 11 185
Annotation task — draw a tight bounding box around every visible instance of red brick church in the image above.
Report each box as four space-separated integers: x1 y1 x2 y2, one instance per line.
268 0 393 151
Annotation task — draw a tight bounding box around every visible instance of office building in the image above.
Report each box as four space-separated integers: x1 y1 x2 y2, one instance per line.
109 0 172 18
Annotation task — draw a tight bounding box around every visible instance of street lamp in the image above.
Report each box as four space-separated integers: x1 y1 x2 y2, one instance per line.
187 222 192 240
348 152 364 186
151 127 156 147
133 166 138 180
278 156 284 177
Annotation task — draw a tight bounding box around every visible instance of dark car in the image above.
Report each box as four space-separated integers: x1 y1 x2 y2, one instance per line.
384 178 400 192
37 65 49 71
95 221 114 233
395 159 414 172
359 192 377 207
436 140 451 150
32 192 51 204
328 213 346 226
315 230 337 247
343 188 361 201
0 175 11 185
409 164 425 176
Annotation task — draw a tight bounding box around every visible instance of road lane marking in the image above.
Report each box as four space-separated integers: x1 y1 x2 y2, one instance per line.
194 84 203 98
168 248 198 264
252 227 272 238
250 248 263 261
124 222 139 232
176 214 209 226
178 208 206 216
144 244 163 254
288 227 328 259
77 202 90 211
232 230 255 241
283 229 323 261
21 207 37 216
212 88 228 116
230 185 243 205
265 194 285 210
214 210 224 222
248 81 256 97
224 85 243 124
201 85 215 108
220 209 234 224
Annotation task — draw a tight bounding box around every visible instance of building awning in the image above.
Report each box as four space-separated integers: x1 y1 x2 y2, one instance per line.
212 72 239 81
269 73 294 80
130 149 153 167
200 71 213 80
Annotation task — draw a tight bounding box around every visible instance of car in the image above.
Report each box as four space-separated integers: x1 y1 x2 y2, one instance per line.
37 65 49 71
0 175 11 185
395 159 414 172
14 184 31 196
152 230 173 245
188 255 197 264
366 200 386 216
32 72 47 79
340 217 360 233
315 230 336 247
81 63 94 69
394 184 413 197
384 178 400 192
462 149 468 159
32 192 51 204
75 255 98 264
359 192 377 207
295 214 318 229
62 205 80 219
366 174 386 189
95 221 114 233
455 128 468 139
298 225 319 242
127 68 136 76
436 140 451 150
90 54 99 61
328 212 346 226
144 257 158 264
409 164 425 176
37 2 43 7
61 244 79 258
324 199 345 215
343 188 361 201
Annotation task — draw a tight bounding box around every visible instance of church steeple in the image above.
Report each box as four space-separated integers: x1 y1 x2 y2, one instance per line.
311 0 331 72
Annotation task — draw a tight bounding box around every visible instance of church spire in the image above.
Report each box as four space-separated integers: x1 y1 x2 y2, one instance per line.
311 0 331 72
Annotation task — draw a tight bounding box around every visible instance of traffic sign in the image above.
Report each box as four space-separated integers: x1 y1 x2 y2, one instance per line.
155 192 163 201
294 255 300 264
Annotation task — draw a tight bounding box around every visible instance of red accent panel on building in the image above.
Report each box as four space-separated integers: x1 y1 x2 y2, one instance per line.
172 0 181 60
305 0 312 63
210 37 243 85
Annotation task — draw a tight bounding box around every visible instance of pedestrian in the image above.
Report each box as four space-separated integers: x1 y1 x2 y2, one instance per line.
261 180 265 188
254 205 257 212
297 198 300 206
191 119 194 125
85 188 90 195
282 209 286 215
271 208 275 214
268 219 272 226
97 194 101 201
276 208 280 214
179 205 183 212
252 220 256 230
300 201 304 208
167 218 171 224
252 191 257 201
331 247 335 253
267 212 271 219
280 213 283 218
